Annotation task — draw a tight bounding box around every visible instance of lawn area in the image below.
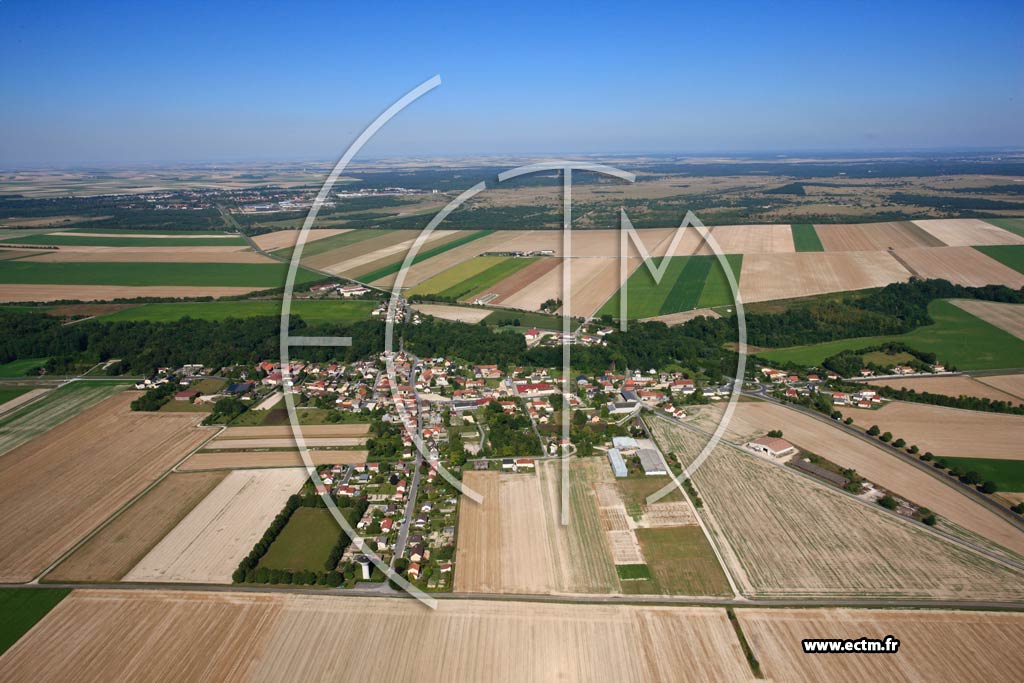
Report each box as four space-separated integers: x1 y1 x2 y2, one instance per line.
408 256 507 296
0 386 33 405
444 257 538 300
938 457 1024 490
0 261 320 287
600 255 743 318
0 357 48 377
362 230 493 283
616 476 683 518
791 224 824 251
615 563 652 580
98 299 374 323
259 508 342 572
984 217 1024 238
1 233 246 247
975 245 1024 274
756 299 1024 370
633 526 733 596
0 588 70 655
483 308 563 330
278 228 393 259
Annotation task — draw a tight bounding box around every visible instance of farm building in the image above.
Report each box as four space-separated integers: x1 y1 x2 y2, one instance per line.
612 436 639 454
637 449 667 476
745 436 797 458
790 458 850 487
606 448 628 478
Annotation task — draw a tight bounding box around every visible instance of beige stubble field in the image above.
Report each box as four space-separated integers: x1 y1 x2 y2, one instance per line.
738 251 910 303
0 284 260 303
950 299 1024 340
178 449 368 470
892 246 1024 288
814 221 943 251
868 375 1022 403
976 373 1024 400
911 218 1024 246
123 468 306 584
0 590 755 682
251 228 349 252
0 393 211 582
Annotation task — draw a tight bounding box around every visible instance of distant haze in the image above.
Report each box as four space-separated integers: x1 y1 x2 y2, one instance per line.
1 1 1022 165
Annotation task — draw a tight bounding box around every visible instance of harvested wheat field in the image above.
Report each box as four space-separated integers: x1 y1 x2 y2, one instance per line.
650 417 1024 599
124 469 306 584
214 424 370 439
21 246 272 263
0 590 754 682
853 401 1024 460
413 303 493 323
0 393 212 582
739 608 1024 682
705 224 795 253
641 307 722 325
318 230 459 278
976 373 1024 400
739 251 909 303
0 387 47 416
179 450 368 470
456 461 619 595
814 221 943 251
912 218 1024 246
951 299 1024 340
691 401 1024 557
202 437 365 450
868 375 1022 403
892 246 1024 288
499 257 634 316
0 284 259 302
480 256 562 305
46 472 227 582
252 228 349 252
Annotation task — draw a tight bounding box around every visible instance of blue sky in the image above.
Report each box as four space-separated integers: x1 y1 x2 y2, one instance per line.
1 1 1022 164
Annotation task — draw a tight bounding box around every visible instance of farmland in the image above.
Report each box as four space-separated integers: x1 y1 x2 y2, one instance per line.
258 508 339 572
20 246 272 264
814 221 943 251
649 417 1024 599
0 392 211 582
911 218 1024 246
977 373 1024 400
867 375 1023 403
851 401 1024 459
123 468 306 584
364 229 494 284
0 590 754 682
600 255 743 319
0 261 320 287
950 298 1024 340
633 527 732 597
97 299 374 323
0 233 247 247
691 401 1024 557
757 299 1024 370
412 303 493 324
212 424 370 439
790 223 823 251
975 244 1024 274
0 386 31 407
893 246 1024 287
178 450 367 470
251 228 349 252
45 472 227 583
0 589 69 656
407 255 509 296
0 284 262 302
937 457 1024 490
412 257 539 301
455 461 619 595
739 250 910 303
739 609 1024 682
0 381 126 456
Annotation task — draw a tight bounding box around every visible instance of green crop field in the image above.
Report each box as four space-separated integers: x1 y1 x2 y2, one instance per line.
937 456 1024 491
0 588 70 655
791 224 825 251
362 230 493 283
441 257 538 300
277 228 393 258
0 387 33 406
756 299 1024 370
99 299 374 323
0 261 320 287
259 508 342 572
975 245 1024 274
600 255 743 319
985 217 1024 238
408 256 508 296
69 227 231 236
627 527 732 596
1 233 247 247
0 357 48 377
0 382 127 455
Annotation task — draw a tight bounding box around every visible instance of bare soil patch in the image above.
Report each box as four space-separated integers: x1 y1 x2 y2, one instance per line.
413 303 493 323
892 246 1024 288
0 393 211 582
739 251 910 303
815 221 942 251
252 228 349 252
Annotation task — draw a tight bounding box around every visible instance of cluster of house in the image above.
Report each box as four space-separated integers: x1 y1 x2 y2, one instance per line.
857 363 945 377
524 325 614 347
830 388 884 409
372 298 416 324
